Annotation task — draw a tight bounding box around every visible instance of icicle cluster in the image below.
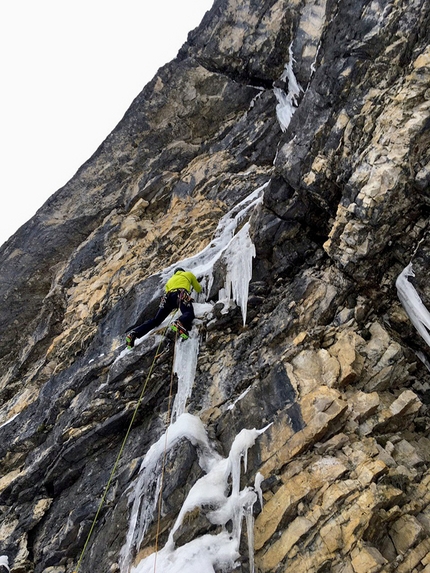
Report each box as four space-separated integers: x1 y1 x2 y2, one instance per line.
118 186 270 572
161 184 265 325
119 414 218 573
124 419 268 573
222 222 255 326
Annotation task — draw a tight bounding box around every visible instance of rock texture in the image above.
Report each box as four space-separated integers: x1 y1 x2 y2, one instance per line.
0 0 429 572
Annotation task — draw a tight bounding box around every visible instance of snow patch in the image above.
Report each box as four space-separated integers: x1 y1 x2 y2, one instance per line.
0 556 10 572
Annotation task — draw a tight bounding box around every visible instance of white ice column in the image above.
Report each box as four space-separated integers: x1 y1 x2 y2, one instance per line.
223 222 255 326
171 329 200 422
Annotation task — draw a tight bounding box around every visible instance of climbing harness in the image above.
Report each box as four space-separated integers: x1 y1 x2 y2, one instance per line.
177 288 193 304
73 317 176 573
165 288 193 305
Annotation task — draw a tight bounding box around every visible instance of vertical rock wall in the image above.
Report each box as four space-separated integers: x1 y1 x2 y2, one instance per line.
0 0 429 572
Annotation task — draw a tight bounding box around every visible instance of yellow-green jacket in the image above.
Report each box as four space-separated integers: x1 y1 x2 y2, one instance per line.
165 271 202 294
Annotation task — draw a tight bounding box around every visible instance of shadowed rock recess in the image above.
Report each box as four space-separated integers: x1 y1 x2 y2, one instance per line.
1 0 430 572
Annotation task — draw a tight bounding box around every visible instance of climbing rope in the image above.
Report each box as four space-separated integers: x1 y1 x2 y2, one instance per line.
153 328 178 572
73 323 172 573
153 292 188 571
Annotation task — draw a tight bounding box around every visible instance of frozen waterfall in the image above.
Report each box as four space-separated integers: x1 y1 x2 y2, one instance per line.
119 186 269 573
171 327 200 422
128 423 268 573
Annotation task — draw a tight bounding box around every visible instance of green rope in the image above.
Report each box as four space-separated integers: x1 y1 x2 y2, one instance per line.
73 327 170 573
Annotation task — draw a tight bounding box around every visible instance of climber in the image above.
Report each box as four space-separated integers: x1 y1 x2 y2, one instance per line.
125 268 202 347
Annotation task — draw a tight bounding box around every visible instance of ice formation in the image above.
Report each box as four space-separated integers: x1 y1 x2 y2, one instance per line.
127 424 268 573
120 414 222 573
0 556 9 572
171 328 200 422
274 44 303 132
119 187 270 572
117 185 265 359
0 412 19 429
161 184 265 322
221 222 255 325
396 263 430 347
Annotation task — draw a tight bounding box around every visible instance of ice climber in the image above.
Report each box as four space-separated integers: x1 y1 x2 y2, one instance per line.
126 268 202 348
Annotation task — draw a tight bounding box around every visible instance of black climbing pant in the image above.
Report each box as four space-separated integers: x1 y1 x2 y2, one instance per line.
132 290 195 338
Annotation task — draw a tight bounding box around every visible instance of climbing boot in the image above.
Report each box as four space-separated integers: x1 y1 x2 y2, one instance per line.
170 320 189 340
126 331 137 349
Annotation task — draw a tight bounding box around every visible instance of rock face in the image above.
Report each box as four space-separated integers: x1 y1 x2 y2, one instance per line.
0 1 429 572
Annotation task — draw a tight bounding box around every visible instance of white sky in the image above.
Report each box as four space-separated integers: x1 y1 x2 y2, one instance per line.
0 0 214 247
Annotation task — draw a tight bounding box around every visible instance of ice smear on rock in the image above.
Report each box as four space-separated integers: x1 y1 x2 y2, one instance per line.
125 423 269 573
396 263 430 347
0 556 10 572
274 44 303 132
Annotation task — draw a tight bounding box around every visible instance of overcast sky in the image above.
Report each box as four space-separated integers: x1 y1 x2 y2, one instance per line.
0 0 214 247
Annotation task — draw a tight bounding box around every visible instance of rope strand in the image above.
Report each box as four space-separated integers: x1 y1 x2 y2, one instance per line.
73 323 172 573
153 329 178 572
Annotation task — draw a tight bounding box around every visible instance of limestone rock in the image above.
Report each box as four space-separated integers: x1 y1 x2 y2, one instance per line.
0 0 429 572
351 546 387 573
390 515 424 555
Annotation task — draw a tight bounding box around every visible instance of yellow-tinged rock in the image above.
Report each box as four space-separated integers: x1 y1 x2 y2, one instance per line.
389 389 422 416
320 517 344 553
0 468 22 493
351 545 387 573
258 516 314 571
0 516 19 539
292 331 307 346
390 514 424 554
289 349 340 394
394 538 430 573
61 424 96 442
255 456 347 551
349 390 380 422
413 49 430 69
260 387 348 477
355 459 388 486
329 330 365 386
32 498 53 521
321 480 359 511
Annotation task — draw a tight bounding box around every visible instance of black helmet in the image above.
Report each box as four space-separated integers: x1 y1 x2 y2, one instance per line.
174 267 185 273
